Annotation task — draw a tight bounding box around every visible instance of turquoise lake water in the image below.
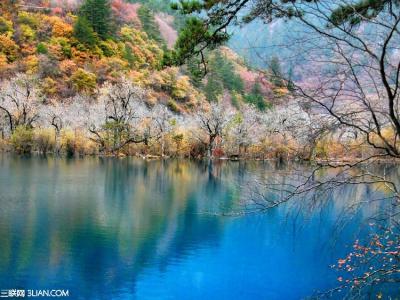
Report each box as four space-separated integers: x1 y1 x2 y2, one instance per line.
0 155 396 299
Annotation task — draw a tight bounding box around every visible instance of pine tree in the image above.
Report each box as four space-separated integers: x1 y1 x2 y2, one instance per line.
186 57 204 88
287 66 295 92
204 75 223 102
214 51 244 93
245 82 270 111
138 5 163 44
79 0 112 40
269 56 285 88
73 16 96 47
123 43 135 67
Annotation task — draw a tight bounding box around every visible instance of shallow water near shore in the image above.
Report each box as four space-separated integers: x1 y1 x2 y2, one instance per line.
0 154 397 299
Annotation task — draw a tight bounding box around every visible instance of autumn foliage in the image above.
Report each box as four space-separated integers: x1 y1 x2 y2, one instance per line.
0 0 200 112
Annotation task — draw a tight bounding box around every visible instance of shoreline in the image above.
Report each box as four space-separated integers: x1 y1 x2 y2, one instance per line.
1 149 398 165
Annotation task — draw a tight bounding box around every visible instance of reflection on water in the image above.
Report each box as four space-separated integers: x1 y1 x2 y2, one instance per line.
0 155 395 299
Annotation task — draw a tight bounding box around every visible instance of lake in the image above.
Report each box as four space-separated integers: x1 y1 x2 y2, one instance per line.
0 155 396 299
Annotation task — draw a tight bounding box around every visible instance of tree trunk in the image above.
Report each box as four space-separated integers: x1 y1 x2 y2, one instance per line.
54 129 61 155
161 135 165 157
208 135 215 158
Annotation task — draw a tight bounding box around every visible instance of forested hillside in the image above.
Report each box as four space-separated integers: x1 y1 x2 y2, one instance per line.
0 0 199 108
0 0 367 161
0 0 280 108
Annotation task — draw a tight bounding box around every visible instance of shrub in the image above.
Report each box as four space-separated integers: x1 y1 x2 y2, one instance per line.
172 133 185 156
95 57 128 83
18 12 40 28
47 38 72 58
52 20 73 38
0 136 9 152
36 43 48 54
20 24 36 42
123 43 134 66
61 130 75 156
37 54 60 78
119 26 163 69
0 34 19 62
0 53 7 69
189 139 207 158
230 92 240 109
167 99 180 113
25 55 39 75
59 60 78 76
34 128 55 153
40 77 58 96
273 87 289 98
61 130 97 156
10 126 34 154
172 76 191 100
244 82 271 111
99 40 118 57
74 131 97 155
70 68 97 94
36 22 53 40
0 17 13 37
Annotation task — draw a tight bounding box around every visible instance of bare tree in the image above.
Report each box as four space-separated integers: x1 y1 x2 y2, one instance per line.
229 104 263 157
87 80 150 154
42 101 69 154
0 74 41 134
194 101 233 158
262 100 337 160
150 104 175 157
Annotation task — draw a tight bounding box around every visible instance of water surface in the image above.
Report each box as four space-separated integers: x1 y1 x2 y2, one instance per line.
0 155 394 299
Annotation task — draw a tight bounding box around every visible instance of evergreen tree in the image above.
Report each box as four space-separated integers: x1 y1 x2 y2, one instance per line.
162 49 177 67
138 5 163 44
79 0 112 40
245 82 270 111
270 56 285 87
198 50 246 103
204 75 223 102
186 57 204 88
73 16 97 47
287 66 295 92
123 43 135 67
213 51 244 93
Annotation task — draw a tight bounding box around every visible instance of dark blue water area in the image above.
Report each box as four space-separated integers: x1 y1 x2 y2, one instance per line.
0 155 397 299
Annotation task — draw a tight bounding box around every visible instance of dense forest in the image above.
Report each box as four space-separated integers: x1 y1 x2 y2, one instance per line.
0 0 395 164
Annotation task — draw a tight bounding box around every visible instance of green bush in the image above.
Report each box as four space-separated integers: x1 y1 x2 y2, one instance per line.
244 82 271 111
11 126 34 154
99 40 116 57
36 42 48 54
